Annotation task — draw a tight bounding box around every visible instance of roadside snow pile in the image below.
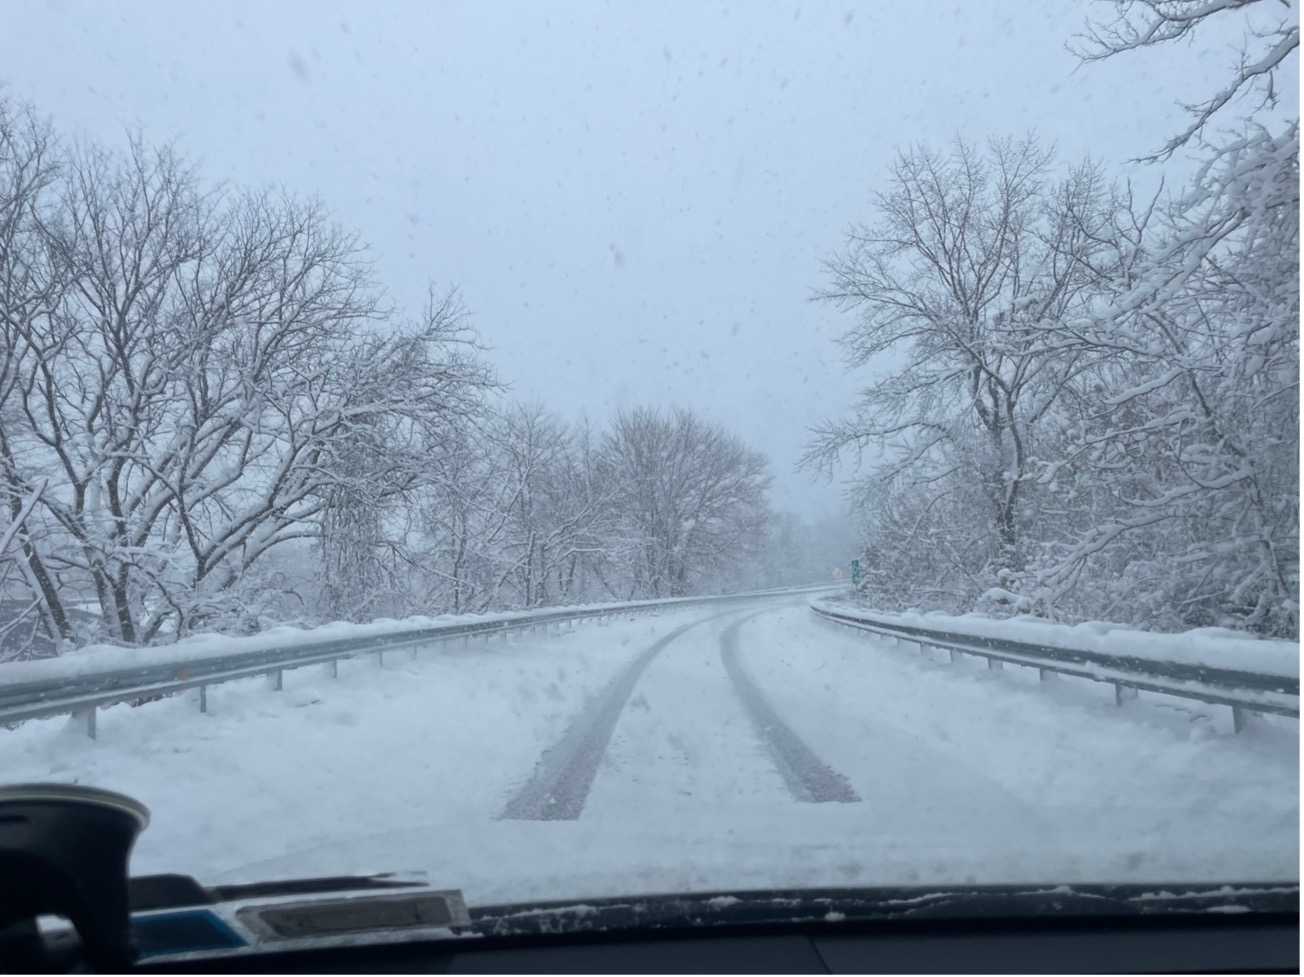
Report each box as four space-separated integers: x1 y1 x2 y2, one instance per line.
0 585 835 687
0 615 468 685
811 600 1300 680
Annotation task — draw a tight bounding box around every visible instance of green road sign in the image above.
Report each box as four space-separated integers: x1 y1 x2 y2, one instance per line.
851 559 861 585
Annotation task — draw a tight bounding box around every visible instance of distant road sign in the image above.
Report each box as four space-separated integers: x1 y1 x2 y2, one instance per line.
832 567 844 580
851 559 861 585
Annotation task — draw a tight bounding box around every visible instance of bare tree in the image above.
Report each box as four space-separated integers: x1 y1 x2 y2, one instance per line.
601 407 771 598
0 98 69 648
806 137 1121 605
1074 0 1299 160
1032 127 1299 634
6 141 387 642
410 404 614 614
0 109 497 644
314 288 496 623
1 93 789 644
0 480 52 660
1028 0 1302 636
479 404 611 608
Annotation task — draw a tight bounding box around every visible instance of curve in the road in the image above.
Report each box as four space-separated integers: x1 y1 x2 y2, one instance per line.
500 610 740 821
719 613 861 804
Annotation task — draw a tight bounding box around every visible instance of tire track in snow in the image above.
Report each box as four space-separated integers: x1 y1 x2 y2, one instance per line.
720 613 861 804
500 610 739 821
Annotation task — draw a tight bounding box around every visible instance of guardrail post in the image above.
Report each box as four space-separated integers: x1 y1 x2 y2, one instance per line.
267 669 283 692
70 706 97 740
329 659 338 678
949 650 963 664
1114 683 1137 706
1232 705 1252 734
987 657 1002 671
1039 668 1056 683
198 685 208 713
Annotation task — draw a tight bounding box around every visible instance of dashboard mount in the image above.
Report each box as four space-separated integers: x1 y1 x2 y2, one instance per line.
0 783 150 971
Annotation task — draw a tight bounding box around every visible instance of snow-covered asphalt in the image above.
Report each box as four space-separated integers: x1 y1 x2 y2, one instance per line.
502 608 859 820
3 601 1297 906
501 610 743 820
718 612 860 804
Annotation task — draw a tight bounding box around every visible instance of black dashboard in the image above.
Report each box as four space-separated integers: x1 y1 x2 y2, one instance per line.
125 878 1299 974
135 905 1298 974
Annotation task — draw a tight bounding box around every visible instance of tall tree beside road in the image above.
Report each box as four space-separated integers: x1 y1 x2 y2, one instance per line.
1037 0 1300 634
0 95 780 654
0 96 496 645
0 102 67 653
807 0 1298 636
805 137 1121 611
601 407 771 598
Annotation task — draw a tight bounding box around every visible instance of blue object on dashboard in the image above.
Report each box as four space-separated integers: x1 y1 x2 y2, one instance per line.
133 910 247 958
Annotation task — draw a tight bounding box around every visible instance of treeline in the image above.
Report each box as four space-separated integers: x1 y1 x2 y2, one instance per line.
0 99 802 658
807 1 1299 637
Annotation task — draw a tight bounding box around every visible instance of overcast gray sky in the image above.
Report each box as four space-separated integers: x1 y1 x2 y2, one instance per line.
3 0 1294 516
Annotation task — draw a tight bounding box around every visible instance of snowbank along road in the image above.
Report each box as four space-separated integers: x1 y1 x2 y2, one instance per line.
2 600 1297 907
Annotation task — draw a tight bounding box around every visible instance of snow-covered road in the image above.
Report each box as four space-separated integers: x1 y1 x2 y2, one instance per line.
4 602 1297 906
501 608 860 821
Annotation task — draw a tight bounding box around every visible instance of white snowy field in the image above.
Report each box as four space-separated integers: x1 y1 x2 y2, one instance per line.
3 602 1297 907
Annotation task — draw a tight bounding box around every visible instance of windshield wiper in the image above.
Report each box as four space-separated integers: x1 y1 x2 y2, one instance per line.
129 873 428 912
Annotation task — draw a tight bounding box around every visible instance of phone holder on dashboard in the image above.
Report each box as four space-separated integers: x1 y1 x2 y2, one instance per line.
0 783 150 972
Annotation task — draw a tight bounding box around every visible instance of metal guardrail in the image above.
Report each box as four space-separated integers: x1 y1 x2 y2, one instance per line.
809 602 1299 733
0 585 840 739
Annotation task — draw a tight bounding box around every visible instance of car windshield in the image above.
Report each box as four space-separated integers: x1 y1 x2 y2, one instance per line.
0 0 1298 913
